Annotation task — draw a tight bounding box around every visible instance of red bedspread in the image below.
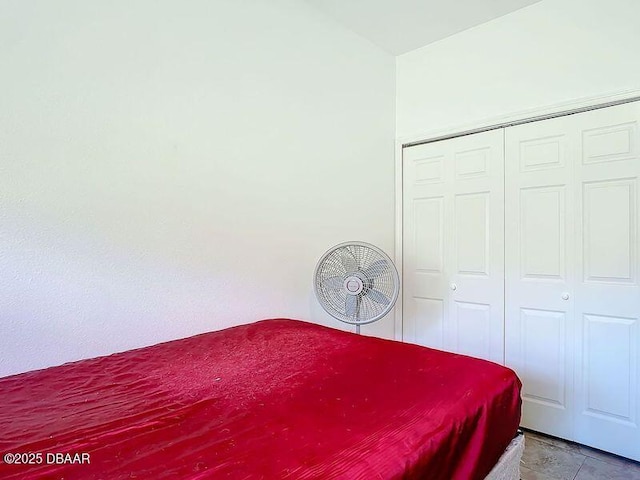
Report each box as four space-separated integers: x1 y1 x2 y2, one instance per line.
0 319 521 480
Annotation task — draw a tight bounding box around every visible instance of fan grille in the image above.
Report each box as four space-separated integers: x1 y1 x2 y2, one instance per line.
314 242 399 325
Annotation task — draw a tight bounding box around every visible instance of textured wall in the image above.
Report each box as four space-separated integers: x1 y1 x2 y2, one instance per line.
0 0 396 377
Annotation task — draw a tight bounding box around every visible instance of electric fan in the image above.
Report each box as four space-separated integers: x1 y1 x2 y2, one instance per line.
313 241 400 333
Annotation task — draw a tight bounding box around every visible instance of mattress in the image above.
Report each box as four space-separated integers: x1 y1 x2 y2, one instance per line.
0 319 521 479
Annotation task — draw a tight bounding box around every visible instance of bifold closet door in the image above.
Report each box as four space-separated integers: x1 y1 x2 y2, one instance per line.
505 101 640 460
504 114 577 439
402 129 504 364
571 102 640 460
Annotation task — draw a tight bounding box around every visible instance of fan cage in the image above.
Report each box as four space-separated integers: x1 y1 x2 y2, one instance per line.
313 241 399 326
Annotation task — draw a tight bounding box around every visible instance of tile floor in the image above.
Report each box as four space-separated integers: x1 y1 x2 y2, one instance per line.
520 429 640 480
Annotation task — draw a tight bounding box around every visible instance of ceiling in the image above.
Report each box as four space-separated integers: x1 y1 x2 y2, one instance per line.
304 0 542 55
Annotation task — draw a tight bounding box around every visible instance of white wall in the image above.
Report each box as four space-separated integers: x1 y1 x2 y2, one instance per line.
0 0 396 377
396 0 640 139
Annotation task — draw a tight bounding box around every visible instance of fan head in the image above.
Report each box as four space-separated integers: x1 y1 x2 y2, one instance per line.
313 241 399 325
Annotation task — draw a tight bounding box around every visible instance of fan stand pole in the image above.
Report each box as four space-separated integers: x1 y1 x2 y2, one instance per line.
356 324 360 335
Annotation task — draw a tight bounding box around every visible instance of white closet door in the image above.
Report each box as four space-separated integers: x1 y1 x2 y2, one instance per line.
505 116 576 439
402 129 504 364
506 101 640 460
571 102 640 460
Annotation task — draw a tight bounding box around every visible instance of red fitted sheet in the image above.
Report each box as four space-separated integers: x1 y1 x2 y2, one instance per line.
0 319 521 479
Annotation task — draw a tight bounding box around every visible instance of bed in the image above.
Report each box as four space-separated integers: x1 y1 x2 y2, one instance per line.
0 319 522 479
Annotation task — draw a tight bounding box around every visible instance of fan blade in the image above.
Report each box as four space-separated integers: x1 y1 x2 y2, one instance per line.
322 276 343 290
340 250 358 273
367 289 390 306
362 259 389 279
345 295 358 316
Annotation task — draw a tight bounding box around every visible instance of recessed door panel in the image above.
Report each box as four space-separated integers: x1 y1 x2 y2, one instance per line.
413 197 444 273
582 122 637 164
583 179 636 284
454 301 490 359
414 156 445 184
520 308 566 407
520 135 565 171
454 192 489 276
412 297 444 348
455 148 489 179
520 186 565 280
583 314 637 424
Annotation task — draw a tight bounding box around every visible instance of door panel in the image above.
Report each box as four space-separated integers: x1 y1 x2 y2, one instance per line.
403 99 640 461
505 115 576 439
520 307 567 407
582 122 638 164
409 196 446 347
506 101 640 460
454 301 491 359
403 129 504 364
582 179 635 283
583 314 636 423
454 192 489 275
403 140 449 350
572 102 640 461
520 186 566 280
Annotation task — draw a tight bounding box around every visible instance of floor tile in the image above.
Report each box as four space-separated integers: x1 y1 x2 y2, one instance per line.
523 429 640 470
523 430 582 456
574 456 640 480
575 444 637 469
520 465 563 480
521 436 586 480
